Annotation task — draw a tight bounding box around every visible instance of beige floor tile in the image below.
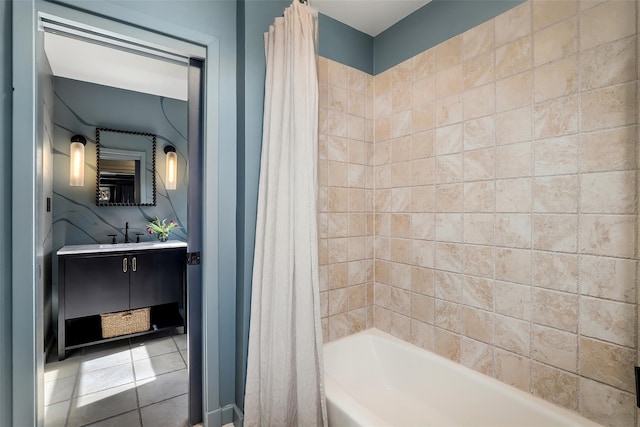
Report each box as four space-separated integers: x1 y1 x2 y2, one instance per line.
44 400 70 427
45 376 75 406
137 369 188 407
140 394 188 427
133 351 185 381
67 384 138 427
86 410 141 427
74 363 135 397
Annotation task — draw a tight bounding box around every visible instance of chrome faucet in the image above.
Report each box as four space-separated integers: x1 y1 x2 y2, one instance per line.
124 222 130 243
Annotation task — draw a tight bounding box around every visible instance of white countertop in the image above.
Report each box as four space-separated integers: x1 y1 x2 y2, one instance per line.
57 240 188 256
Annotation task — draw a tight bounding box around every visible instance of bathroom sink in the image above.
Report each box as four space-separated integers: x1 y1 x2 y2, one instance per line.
57 240 187 255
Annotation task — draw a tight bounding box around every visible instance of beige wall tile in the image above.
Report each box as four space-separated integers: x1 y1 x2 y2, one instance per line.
391 59 412 85
532 362 578 411
348 163 365 188
533 288 578 332
579 337 635 392
534 95 578 138
462 19 495 60
411 239 435 268
434 327 461 362
436 65 463 99
391 187 412 212
580 171 636 214
495 214 532 248
465 181 495 212
463 51 495 90
579 126 636 173
533 175 578 213
435 242 464 273
579 296 635 347
532 0 577 31
494 348 530 391
328 187 349 212
532 324 577 371
390 312 412 342
496 106 533 146
329 288 348 315
413 77 436 107
412 158 435 186
464 213 494 245
578 377 636 427
435 213 463 242
581 82 636 132
436 95 464 126
494 314 531 355
495 2 531 46
461 338 494 376
412 266 435 296
391 262 413 290
328 313 348 341
328 85 348 112
496 37 532 79
496 178 531 212
411 319 435 351
580 0 636 51
412 103 435 133
390 238 411 264
534 135 578 176
463 275 494 310
463 83 495 119
495 280 532 320
533 56 578 102
390 287 411 316
374 306 391 333
391 82 413 113
496 248 531 284
463 117 496 151
413 50 435 81
391 161 412 188
392 110 412 137
412 293 435 323
464 148 495 182
436 299 463 332
496 72 533 112
327 238 348 264
496 142 532 179
328 213 349 238
375 117 391 141
581 36 636 91
348 68 366 93
532 251 578 293
318 56 329 84
532 214 577 252
348 308 367 335
436 154 463 184
533 17 577 66
435 35 462 72
411 213 435 240
462 307 493 343
412 130 435 159
390 213 411 238
412 185 435 213
579 215 635 258
327 110 348 137
435 183 463 212
579 255 636 303
349 91 366 117
328 60 348 88
436 123 463 155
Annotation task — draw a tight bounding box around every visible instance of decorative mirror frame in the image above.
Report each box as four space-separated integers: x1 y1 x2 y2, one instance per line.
96 127 157 206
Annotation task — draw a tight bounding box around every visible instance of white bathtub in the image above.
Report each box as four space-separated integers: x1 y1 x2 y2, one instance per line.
324 329 601 427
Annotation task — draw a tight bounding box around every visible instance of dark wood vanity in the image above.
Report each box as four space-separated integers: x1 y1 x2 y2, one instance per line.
57 241 187 360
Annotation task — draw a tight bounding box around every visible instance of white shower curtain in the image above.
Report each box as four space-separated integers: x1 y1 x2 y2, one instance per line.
244 1 326 426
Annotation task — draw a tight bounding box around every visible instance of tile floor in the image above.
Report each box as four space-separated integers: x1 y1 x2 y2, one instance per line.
44 329 190 427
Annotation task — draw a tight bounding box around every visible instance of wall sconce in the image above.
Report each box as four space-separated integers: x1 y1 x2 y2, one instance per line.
164 145 177 190
69 135 86 187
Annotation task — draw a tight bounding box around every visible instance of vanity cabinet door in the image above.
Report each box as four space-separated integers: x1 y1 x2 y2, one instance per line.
64 254 130 319
129 249 184 309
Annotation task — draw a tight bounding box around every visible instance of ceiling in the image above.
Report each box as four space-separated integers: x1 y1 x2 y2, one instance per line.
314 0 432 36
44 32 188 101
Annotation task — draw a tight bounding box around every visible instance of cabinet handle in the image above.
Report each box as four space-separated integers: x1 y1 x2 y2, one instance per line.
123 257 128 273
132 256 137 272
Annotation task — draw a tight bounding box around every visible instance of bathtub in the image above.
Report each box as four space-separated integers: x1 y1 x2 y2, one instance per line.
324 329 601 427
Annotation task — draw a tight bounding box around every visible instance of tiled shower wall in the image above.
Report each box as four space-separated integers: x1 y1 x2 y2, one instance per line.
320 0 639 425
317 58 376 341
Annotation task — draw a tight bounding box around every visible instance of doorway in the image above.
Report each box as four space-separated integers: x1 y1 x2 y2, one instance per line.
12 3 213 426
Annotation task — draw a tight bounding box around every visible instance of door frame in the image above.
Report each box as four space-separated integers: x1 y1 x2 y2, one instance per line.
12 1 223 425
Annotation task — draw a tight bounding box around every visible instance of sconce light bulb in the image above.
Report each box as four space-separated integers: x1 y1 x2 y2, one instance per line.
165 146 177 190
69 136 86 187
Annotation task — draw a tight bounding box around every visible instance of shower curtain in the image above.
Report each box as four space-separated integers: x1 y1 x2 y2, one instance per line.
244 1 327 426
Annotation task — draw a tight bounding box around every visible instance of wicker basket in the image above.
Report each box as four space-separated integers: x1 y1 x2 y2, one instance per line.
100 307 150 338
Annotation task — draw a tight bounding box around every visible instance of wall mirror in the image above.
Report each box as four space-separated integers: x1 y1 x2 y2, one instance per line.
96 128 156 206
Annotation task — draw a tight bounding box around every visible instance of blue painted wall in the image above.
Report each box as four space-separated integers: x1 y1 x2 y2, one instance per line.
319 14 373 74
0 0 11 425
374 0 524 74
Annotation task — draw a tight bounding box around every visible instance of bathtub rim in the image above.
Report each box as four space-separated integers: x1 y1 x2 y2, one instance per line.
324 328 603 427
